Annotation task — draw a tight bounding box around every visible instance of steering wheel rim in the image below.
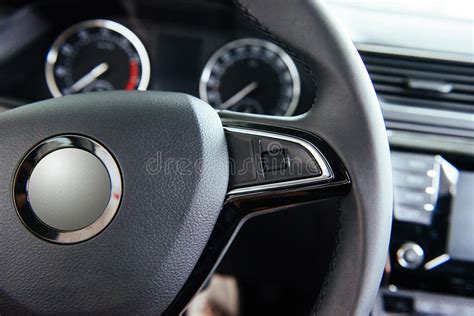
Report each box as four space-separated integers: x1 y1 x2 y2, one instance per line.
223 1 394 314
0 1 392 315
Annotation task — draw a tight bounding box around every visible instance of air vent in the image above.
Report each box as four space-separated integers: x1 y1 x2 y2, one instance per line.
359 50 474 112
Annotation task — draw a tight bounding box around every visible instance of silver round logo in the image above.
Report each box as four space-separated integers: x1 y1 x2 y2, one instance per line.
13 135 122 244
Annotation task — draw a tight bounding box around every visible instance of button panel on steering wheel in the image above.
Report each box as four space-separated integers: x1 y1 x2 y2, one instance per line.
225 127 333 195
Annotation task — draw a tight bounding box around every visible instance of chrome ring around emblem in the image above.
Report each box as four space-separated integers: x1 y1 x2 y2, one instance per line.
13 135 122 244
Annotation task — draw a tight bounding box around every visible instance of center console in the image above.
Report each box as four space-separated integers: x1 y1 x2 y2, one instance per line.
378 151 474 314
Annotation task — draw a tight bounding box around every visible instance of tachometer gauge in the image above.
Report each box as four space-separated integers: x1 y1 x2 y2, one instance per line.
199 38 300 116
45 19 150 97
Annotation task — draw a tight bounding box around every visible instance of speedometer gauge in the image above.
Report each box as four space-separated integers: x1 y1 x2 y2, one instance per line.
45 19 150 97
199 38 300 116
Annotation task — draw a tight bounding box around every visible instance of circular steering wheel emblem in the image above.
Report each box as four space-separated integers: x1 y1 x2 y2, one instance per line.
13 135 122 244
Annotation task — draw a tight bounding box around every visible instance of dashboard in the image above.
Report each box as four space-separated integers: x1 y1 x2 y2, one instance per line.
0 0 473 315
0 0 315 116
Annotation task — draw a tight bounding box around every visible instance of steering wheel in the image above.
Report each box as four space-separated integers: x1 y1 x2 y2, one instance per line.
0 0 393 314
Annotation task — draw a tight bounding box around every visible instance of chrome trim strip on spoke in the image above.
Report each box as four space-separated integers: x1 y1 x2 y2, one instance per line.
224 127 334 195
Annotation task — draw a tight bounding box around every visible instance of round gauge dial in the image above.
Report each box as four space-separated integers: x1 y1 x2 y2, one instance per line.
45 19 151 97
199 38 300 116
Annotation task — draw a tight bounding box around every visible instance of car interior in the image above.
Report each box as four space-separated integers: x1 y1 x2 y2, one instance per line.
0 0 473 315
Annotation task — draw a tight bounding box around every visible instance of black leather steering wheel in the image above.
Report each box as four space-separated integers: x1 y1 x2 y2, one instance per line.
0 0 393 314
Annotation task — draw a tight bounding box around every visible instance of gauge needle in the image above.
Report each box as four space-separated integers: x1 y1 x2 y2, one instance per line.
220 81 258 110
70 62 109 93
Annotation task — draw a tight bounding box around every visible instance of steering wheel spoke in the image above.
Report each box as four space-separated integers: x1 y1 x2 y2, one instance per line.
164 113 351 315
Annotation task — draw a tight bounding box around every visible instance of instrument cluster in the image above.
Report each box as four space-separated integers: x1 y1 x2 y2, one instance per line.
42 19 311 116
